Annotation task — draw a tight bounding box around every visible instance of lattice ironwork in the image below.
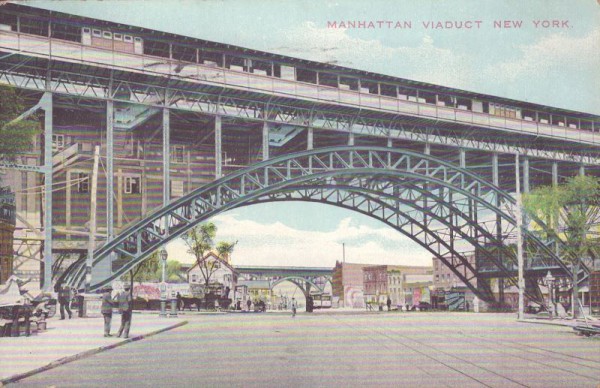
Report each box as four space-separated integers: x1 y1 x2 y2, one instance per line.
58 146 580 304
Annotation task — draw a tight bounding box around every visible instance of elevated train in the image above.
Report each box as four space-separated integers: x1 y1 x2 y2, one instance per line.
0 4 598 136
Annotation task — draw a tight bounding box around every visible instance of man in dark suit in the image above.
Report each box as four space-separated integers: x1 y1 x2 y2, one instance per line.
116 284 133 338
58 283 72 320
101 286 114 337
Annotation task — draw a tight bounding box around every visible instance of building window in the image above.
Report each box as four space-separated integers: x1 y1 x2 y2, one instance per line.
52 134 65 151
76 173 89 193
171 145 185 163
191 274 197 282
124 176 140 194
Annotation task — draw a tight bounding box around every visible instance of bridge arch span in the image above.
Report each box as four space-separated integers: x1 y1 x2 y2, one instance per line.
60 146 573 302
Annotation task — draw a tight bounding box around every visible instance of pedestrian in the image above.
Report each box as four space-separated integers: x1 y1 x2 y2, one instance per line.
291 297 297 317
386 296 392 312
101 286 114 337
465 301 470 312
116 284 133 338
176 292 182 311
58 283 72 320
246 299 251 311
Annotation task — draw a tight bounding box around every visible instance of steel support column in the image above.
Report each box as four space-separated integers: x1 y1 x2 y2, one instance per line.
552 162 558 187
523 157 530 193
579 165 585 177
262 121 269 161
215 115 222 178
42 92 53 291
459 149 466 168
492 153 503 302
106 100 114 240
163 108 170 204
307 127 313 150
348 133 355 146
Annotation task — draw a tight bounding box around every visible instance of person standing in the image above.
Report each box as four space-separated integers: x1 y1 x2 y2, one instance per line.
246 298 252 312
58 283 72 320
101 286 114 337
291 297 297 317
386 296 392 312
116 284 133 338
176 292 182 311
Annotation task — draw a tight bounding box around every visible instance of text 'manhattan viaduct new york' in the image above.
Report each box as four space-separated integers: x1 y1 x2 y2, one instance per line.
0 3 598 304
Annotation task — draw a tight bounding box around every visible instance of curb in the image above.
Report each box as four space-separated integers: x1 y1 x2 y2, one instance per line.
517 319 575 328
0 320 188 386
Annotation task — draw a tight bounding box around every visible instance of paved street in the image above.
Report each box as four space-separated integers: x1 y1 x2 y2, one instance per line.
11 312 600 387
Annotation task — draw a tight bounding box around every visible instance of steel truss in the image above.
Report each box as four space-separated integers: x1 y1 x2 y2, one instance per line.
0 61 597 166
59 147 581 303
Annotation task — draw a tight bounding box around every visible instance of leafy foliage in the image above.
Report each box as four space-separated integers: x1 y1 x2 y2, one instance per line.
0 85 40 161
181 222 237 287
122 251 160 291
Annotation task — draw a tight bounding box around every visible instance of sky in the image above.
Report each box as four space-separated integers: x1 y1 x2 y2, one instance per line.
25 0 600 267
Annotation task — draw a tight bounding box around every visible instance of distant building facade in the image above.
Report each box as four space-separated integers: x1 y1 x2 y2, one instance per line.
187 252 238 298
332 261 371 308
363 265 433 307
432 253 477 291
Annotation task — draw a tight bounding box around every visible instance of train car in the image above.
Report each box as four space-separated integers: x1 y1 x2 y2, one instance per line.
312 294 332 309
81 27 143 54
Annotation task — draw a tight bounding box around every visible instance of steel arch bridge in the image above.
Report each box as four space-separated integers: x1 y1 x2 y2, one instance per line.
60 146 582 303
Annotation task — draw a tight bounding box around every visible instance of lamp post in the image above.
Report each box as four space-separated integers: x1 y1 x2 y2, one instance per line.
545 271 555 319
159 247 168 317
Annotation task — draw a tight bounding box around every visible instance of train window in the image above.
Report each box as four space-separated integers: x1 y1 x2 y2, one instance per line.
296 68 317 84
318 72 338 88
19 17 49 37
580 119 594 132
360 80 378 94
83 27 91 34
398 86 417 101
251 59 272 76
552 115 566 127
0 13 18 31
521 109 536 121
113 33 123 41
538 112 550 124
143 39 170 58
419 90 436 104
339 77 358 91
124 35 133 43
456 97 472 110
380 83 397 98
437 94 454 107
172 44 196 62
199 49 223 67
566 117 578 129
225 56 247 72
134 37 142 42
51 22 81 43
92 29 101 37
102 31 112 39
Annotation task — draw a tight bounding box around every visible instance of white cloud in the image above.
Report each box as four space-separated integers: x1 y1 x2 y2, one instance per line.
485 28 600 84
272 22 470 87
167 212 433 268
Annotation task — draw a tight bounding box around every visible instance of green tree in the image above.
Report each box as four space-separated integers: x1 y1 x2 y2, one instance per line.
121 252 160 296
181 222 237 289
523 175 600 317
0 85 40 163
155 259 184 282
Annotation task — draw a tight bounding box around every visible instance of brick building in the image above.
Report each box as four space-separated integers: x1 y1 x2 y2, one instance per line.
332 261 371 308
363 265 433 307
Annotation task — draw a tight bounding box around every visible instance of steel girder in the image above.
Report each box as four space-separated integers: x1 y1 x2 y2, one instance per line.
244 183 546 303
59 146 577 295
0 61 598 166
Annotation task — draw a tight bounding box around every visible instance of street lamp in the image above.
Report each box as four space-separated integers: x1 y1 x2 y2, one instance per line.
545 271 555 319
159 247 168 317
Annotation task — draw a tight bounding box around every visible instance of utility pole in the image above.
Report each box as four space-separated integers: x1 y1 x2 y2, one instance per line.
515 153 524 320
342 243 345 264
85 146 100 293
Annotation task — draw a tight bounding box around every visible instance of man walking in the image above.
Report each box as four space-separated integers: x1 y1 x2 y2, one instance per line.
58 283 72 320
101 286 114 337
117 284 133 338
291 297 297 317
386 296 392 312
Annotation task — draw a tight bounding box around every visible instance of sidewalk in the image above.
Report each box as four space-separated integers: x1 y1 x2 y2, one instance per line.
0 312 187 385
